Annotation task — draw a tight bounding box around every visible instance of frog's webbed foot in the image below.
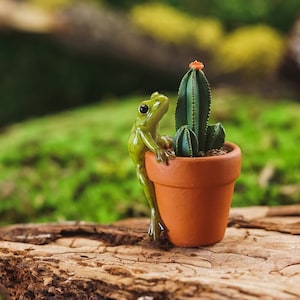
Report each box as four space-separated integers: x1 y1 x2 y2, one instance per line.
148 208 166 241
148 218 164 241
155 149 175 165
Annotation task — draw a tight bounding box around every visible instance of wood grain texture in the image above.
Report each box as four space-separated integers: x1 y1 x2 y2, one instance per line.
0 206 300 300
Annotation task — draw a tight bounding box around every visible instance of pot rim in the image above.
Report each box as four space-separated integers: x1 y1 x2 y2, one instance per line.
145 141 242 187
146 141 241 163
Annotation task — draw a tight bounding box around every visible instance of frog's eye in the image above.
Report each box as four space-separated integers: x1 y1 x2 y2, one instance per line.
139 104 148 114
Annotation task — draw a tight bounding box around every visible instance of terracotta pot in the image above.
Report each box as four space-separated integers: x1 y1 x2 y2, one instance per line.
145 142 242 247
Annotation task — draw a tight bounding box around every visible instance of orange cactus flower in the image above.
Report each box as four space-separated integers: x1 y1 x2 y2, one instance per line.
189 60 204 71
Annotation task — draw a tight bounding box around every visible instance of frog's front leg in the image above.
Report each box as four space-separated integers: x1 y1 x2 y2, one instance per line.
136 163 166 240
141 131 174 165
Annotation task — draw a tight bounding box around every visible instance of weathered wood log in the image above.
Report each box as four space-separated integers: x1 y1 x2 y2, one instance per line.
0 206 300 299
0 0 56 33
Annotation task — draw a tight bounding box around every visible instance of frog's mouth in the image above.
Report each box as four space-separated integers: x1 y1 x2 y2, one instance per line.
147 100 169 123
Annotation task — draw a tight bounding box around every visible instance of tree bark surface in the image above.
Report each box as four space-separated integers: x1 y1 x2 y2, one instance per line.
0 205 300 299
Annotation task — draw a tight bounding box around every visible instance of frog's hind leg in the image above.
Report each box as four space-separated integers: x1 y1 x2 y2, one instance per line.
136 164 166 240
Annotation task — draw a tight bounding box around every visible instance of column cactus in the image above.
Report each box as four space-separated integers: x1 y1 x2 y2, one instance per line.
174 61 225 157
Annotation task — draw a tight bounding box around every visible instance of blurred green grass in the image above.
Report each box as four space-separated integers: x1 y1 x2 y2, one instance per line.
0 92 299 225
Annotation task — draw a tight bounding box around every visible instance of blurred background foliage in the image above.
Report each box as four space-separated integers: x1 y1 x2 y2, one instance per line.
130 3 224 51
214 25 284 77
108 0 299 33
1 0 299 126
130 3 285 77
0 0 300 225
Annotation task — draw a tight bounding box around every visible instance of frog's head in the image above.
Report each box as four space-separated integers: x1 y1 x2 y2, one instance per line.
136 92 169 128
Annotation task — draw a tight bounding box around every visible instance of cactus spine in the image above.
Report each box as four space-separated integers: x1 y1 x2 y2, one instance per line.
174 61 225 157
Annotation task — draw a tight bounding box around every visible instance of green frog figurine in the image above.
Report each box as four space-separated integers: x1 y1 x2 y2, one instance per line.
128 92 175 240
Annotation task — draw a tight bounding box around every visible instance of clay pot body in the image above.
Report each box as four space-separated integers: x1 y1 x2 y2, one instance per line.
145 142 242 247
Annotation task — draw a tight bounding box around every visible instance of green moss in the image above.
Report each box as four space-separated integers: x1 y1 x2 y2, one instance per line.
0 93 299 224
